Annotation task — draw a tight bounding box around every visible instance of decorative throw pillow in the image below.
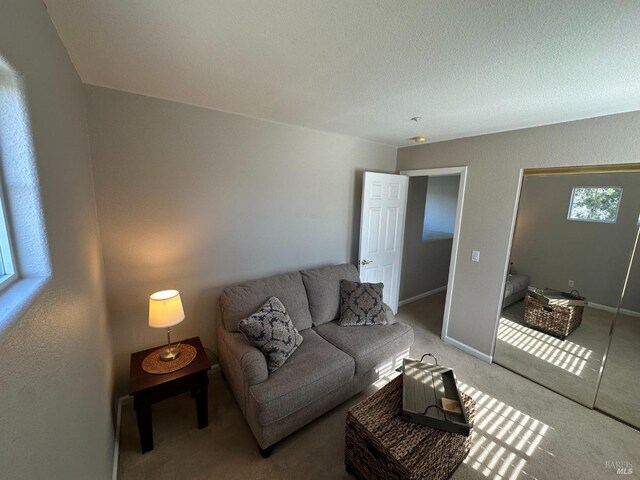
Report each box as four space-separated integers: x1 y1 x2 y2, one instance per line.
339 280 387 326
238 296 303 374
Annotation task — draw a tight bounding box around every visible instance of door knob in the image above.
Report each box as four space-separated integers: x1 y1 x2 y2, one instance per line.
360 259 373 265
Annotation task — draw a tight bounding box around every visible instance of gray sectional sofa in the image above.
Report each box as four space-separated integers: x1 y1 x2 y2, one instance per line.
503 273 530 308
217 263 414 456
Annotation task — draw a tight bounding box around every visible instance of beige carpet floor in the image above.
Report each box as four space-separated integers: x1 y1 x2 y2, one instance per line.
494 300 616 406
117 292 640 479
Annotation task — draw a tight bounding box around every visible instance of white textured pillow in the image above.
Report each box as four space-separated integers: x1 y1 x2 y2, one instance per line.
238 296 303 374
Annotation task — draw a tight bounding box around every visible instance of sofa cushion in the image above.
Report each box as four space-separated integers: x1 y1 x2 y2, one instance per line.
301 264 360 326
339 280 386 326
248 328 355 426
504 274 529 298
238 297 303 374
221 272 313 332
314 321 413 374
383 303 397 325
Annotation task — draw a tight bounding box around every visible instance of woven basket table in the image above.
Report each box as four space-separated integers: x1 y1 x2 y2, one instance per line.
524 294 584 339
345 375 475 480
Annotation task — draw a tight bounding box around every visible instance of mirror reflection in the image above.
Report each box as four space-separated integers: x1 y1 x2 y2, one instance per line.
595 221 640 427
494 170 640 416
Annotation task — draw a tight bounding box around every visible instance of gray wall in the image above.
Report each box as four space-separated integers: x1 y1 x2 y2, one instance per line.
510 173 640 311
84 85 397 394
0 1 113 479
396 111 640 358
400 176 453 301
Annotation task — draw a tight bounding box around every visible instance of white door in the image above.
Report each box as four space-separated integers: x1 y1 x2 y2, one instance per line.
358 172 408 314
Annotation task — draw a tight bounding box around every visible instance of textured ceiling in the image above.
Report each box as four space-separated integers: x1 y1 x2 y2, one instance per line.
43 0 640 146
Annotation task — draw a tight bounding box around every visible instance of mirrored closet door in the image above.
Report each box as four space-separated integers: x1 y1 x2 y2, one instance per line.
494 166 639 426
595 220 640 427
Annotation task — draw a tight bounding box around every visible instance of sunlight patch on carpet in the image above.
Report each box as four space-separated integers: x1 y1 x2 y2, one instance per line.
497 318 592 376
460 383 554 480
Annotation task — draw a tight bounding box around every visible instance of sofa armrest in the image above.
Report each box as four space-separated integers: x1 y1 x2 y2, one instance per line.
383 303 397 325
218 328 269 387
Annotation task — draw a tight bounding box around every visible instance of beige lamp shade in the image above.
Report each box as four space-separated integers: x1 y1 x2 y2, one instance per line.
149 290 185 328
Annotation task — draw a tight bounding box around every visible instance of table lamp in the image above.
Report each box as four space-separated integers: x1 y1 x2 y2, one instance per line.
149 290 185 361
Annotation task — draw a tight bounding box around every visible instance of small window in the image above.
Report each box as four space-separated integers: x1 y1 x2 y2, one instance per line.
568 186 622 223
0 181 15 289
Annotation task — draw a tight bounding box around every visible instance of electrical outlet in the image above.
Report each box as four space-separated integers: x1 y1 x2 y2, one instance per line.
471 250 480 262
568 280 575 288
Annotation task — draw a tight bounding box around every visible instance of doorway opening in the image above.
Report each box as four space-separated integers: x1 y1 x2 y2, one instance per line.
398 167 467 341
357 167 466 340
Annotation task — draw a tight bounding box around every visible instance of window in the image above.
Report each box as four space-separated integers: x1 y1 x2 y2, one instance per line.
0 182 15 288
0 59 51 328
568 186 622 223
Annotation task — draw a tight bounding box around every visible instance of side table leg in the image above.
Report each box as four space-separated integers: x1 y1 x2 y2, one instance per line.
135 405 153 453
191 386 208 429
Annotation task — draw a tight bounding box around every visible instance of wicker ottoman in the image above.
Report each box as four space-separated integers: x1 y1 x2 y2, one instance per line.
345 375 475 480
524 293 585 339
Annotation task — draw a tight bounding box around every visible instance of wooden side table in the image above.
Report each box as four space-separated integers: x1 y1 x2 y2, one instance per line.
129 336 211 453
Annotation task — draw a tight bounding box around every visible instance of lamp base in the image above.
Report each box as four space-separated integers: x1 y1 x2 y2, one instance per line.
159 346 181 361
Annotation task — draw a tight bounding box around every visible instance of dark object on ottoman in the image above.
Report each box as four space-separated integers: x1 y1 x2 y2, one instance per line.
345 375 475 480
401 358 471 436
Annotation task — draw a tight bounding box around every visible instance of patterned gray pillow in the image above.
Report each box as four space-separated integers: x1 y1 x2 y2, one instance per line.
339 280 387 326
238 296 303 374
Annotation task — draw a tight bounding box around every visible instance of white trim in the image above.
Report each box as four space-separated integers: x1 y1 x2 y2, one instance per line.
394 175 409 314
443 335 493 363
400 166 468 344
0 178 16 282
620 308 640 318
398 285 447 306
111 363 221 479
401 166 467 178
490 169 525 359
111 395 129 480
587 301 640 318
588 302 618 313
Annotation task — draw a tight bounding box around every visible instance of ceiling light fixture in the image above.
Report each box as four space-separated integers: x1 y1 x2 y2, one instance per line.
412 136 426 143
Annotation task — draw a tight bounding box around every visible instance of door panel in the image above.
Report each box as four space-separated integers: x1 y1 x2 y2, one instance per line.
358 172 409 313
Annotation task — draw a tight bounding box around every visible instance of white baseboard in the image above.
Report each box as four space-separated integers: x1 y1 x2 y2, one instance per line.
587 302 640 318
619 308 640 318
443 335 492 364
112 394 129 480
111 363 221 480
399 286 447 307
